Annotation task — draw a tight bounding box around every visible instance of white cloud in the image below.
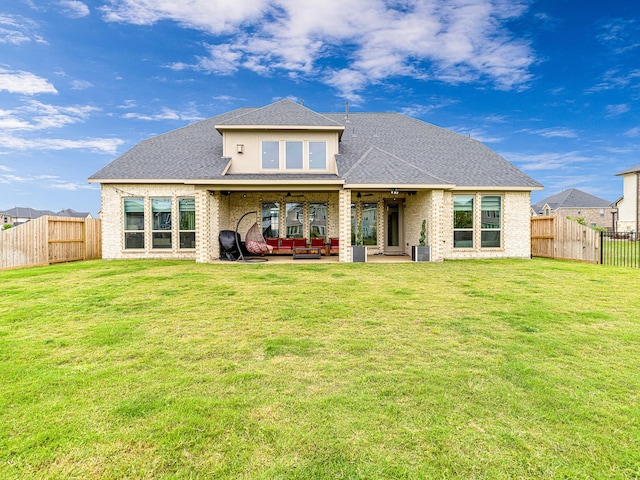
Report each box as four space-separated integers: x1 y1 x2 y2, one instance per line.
117 99 138 109
122 105 203 121
451 127 503 143
0 134 123 155
605 104 630 117
0 100 99 131
50 181 98 191
586 69 640 93
505 151 590 171
58 1 90 18
0 170 99 190
0 14 47 45
0 173 28 184
522 127 578 139
70 79 93 90
624 127 640 138
213 95 246 102
399 98 459 118
0 69 57 95
102 0 535 99
100 0 267 32
597 18 640 54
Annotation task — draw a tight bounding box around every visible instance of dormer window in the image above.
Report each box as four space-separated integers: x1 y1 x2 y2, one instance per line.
262 141 279 169
309 142 327 169
260 140 327 171
286 141 303 169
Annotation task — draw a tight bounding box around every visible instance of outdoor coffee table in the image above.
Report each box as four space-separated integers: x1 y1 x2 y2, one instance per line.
292 247 322 259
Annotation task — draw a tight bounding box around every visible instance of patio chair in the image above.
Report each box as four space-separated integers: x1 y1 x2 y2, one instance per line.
234 210 271 262
244 222 273 256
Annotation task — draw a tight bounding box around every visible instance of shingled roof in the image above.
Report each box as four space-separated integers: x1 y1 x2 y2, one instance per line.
89 99 541 189
215 99 343 128
616 163 640 176
531 188 613 214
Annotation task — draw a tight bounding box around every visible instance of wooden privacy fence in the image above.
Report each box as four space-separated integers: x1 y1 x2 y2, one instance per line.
0 216 101 270
531 216 600 263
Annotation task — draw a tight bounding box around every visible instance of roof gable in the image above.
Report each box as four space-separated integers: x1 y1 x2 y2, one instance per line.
216 99 344 129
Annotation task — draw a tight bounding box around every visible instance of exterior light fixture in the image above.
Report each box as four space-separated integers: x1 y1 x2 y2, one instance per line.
391 188 399 195
237 144 244 153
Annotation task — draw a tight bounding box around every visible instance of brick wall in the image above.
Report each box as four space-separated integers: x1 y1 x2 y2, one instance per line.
101 184 197 260
440 191 531 260
101 185 534 263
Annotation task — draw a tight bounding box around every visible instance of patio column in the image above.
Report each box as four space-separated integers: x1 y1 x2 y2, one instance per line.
429 189 445 262
338 188 352 262
195 189 219 263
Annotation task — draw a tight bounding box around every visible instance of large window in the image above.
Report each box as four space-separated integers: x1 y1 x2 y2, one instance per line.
262 141 279 169
309 203 327 239
481 196 501 248
309 142 327 169
286 202 304 237
262 202 280 238
362 203 378 245
261 140 328 171
152 198 172 249
454 195 474 248
124 198 144 249
285 141 303 169
179 198 195 249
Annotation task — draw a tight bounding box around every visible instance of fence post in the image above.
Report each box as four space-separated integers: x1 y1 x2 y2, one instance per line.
600 230 603 265
82 220 87 261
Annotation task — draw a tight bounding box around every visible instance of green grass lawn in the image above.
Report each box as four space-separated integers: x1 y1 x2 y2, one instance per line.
1 258 639 479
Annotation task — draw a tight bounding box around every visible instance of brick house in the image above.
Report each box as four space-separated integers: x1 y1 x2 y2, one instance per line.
530 188 616 231
88 99 542 262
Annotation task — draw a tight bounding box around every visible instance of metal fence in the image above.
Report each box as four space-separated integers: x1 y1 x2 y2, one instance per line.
600 231 640 268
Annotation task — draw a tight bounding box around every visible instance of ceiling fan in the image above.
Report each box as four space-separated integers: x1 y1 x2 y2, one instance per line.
285 192 305 198
356 192 373 198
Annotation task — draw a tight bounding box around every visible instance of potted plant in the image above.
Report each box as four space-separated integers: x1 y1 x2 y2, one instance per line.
412 219 431 262
352 220 367 262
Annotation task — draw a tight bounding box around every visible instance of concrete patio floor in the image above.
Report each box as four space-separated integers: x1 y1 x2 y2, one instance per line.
218 253 414 264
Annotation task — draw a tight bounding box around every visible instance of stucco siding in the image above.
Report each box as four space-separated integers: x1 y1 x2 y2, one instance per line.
223 130 340 174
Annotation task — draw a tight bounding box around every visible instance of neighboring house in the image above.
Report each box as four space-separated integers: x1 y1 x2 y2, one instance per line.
615 164 640 232
1 210 13 226
0 207 92 226
88 99 542 263
530 188 616 230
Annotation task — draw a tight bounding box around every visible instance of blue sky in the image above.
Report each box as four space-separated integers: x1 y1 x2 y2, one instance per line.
1 0 639 215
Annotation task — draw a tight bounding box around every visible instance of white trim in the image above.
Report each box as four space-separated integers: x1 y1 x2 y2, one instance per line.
216 124 344 132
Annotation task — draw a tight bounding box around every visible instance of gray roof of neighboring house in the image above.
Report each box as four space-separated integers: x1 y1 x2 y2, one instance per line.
616 163 640 176
2 207 56 219
57 208 91 218
2 207 91 219
90 99 542 189
531 188 613 213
